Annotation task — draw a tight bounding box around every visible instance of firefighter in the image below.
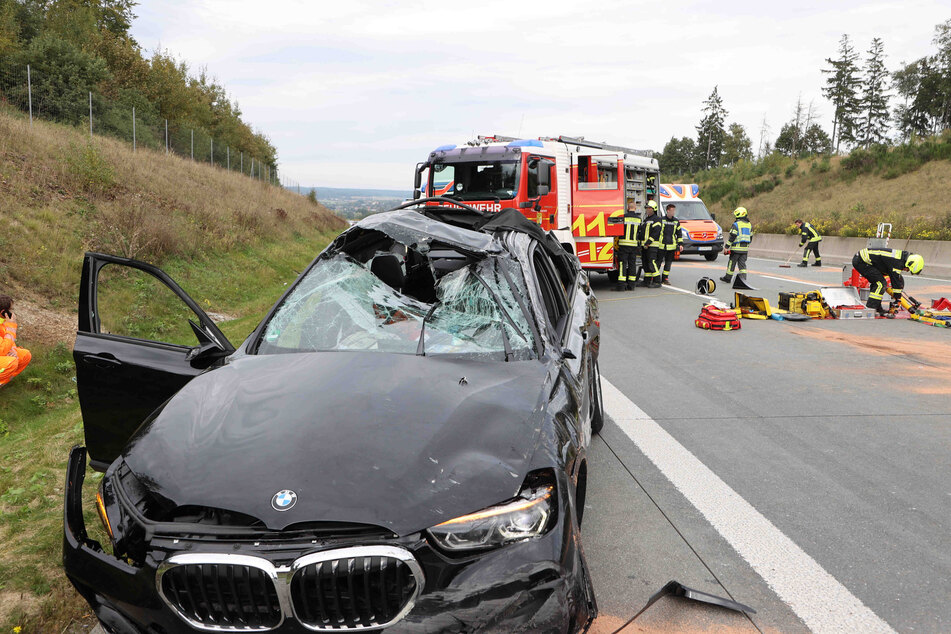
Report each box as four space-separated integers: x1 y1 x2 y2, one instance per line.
614 200 641 291
795 219 822 267
720 207 753 284
637 200 662 288
658 203 684 285
851 248 924 316
0 295 31 388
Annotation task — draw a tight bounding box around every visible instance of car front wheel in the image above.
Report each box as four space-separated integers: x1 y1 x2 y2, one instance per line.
705 252 719 261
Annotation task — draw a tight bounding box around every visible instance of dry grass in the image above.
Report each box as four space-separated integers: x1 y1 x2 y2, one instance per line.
0 107 346 307
701 154 951 239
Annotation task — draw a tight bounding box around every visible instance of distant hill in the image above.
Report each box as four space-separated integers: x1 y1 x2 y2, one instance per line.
303 186 411 200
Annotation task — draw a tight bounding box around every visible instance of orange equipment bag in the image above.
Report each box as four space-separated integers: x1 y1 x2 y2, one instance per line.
695 305 742 331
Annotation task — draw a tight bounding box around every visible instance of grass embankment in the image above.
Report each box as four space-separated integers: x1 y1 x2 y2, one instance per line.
691 132 951 240
0 107 346 630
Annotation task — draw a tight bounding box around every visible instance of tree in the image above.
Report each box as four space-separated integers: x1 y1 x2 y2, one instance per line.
721 123 752 165
857 37 891 148
757 115 771 159
657 136 698 175
13 33 110 124
801 124 832 155
821 34 862 152
931 19 951 131
696 86 728 169
774 122 799 156
894 57 945 138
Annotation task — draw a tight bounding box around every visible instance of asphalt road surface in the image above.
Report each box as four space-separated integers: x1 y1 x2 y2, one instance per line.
583 255 951 633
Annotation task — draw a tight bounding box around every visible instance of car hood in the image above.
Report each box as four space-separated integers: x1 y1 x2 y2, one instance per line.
122 351 551 535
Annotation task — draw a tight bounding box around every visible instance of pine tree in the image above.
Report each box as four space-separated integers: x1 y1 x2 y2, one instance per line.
932 19 951 131
857 37 891 147
696 86 728 169
821 34 862 152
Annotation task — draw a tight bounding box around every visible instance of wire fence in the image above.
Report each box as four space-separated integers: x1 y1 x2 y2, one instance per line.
0 60 302 191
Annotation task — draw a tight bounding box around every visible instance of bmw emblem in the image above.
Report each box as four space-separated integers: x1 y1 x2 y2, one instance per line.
271 490 298 512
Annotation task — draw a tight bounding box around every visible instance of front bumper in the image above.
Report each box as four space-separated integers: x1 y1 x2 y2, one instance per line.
64 447 595 633
680 239 723 256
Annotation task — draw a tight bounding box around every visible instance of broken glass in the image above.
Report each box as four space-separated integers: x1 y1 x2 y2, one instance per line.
257 254 535 359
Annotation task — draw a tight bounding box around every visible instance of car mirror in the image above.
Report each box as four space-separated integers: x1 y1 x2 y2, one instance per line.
187 340 229 369
187 319 230 368
710 213 716 221
538 185 550 196
519 201 533 209
561 348 577 360
608 216 624 224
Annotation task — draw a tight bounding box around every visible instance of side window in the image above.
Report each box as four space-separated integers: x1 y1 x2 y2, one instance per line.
578 155 618 190
431 163 455 196
96 264 200 346
531 248 568 330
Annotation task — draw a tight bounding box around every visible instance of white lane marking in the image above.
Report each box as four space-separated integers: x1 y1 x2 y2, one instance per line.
600 378 896 634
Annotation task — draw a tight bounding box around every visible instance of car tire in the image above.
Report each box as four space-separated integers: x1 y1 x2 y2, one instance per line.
705 252 719 261
590 359 604 435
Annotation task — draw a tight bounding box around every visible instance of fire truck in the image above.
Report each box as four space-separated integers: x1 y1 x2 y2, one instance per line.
413 135 660 278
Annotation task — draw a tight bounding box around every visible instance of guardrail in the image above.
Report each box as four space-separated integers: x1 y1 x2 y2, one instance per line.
748 234 951 280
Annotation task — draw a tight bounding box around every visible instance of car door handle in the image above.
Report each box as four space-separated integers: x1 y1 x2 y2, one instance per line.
82 354 121 369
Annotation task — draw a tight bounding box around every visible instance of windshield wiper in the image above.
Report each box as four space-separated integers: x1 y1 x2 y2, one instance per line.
416 300 441 356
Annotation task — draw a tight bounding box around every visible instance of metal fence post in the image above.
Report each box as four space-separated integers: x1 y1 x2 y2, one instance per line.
250 158 254 179
191 129 194 160
27 64 32 127
227 146 230 170
240 152 243 174
89 92 93 137
210 138 214 165
132 106 136 151
165 119 168 154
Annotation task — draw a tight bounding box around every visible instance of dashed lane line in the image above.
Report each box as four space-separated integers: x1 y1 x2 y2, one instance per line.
601 377 896 634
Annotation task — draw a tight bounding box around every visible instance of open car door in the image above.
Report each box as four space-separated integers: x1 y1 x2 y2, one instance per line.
74 252 235 471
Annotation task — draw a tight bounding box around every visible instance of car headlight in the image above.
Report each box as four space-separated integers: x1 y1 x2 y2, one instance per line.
96 478 122 545
427 483 554 552
96 483 115 542
716 228 723 239
681 228 689 240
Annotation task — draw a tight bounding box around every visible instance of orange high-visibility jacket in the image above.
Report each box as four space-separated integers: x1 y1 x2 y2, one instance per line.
0 318 17 356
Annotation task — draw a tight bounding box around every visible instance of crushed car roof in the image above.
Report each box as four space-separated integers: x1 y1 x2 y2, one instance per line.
357 202 580 276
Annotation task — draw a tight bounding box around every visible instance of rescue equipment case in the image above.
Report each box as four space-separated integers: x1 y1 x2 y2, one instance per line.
695 305 742 331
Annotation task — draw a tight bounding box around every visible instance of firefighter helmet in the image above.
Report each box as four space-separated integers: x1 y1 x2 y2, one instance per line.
647 200 658 210
905 253 924 275
733 207 748 218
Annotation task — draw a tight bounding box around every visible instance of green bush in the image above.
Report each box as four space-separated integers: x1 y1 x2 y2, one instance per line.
12 34 110 125
64 141 115 194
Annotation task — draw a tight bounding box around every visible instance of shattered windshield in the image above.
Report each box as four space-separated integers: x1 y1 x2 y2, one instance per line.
257 254 535 360
430 160 519 200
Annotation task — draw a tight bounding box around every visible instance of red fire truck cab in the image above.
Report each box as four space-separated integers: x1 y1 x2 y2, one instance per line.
414 135 660 277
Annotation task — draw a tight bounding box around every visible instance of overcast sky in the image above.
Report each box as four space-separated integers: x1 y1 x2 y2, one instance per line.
131 0 950 190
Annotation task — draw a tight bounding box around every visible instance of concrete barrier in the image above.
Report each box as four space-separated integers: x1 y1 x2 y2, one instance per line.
748 234 951 280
